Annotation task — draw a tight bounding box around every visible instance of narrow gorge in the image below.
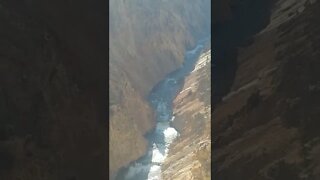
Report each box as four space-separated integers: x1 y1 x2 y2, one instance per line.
109 0 210 179
116 37 210 180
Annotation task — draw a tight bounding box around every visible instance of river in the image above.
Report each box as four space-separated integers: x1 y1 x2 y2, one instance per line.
116 37 210 180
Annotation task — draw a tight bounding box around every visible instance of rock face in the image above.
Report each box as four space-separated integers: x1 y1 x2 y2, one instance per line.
109 0 210 178
212 0 273 103
162 48 211 179
213 0 320 179
0 0 107 180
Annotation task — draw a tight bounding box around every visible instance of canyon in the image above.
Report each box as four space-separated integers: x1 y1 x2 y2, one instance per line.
109 0 210 179
0 0 212 179
112 0 320 178
2 0 319 179
116 38 209 180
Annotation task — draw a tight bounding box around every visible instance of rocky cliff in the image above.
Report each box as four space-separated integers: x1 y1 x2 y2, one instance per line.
0 0 107 180
109 0 210 178
212 0 273 103
161 47 211 180
213 0 320 179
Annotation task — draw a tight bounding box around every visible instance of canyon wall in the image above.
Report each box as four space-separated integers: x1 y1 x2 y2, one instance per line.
0 0 107 180
213 0 320 179
109 0 210 178
162 47 211 179
212 0 273 103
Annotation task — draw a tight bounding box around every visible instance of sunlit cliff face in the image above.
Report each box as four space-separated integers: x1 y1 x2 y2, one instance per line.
160 47 211 180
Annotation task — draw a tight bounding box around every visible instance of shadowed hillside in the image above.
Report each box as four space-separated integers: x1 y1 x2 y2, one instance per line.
213 0 320 179
0 0 107 179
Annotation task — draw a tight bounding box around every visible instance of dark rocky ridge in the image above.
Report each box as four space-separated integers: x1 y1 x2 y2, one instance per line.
212 0 273 103
0 0 107 179
213 0 320 179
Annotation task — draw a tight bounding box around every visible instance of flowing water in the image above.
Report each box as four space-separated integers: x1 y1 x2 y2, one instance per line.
116 37 209 180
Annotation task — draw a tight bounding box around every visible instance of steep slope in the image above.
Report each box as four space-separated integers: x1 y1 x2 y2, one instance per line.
213 0 320 179
109 0 210 178
0 0 107 180
162 48 211 179
212 0 273 103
